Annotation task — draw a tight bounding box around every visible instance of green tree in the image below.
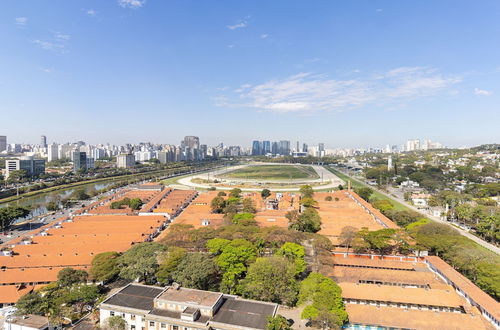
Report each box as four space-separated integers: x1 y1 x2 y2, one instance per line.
15 292 46 315
207 238 257 294
242 197 257 213
46 201 59 212
0 205 30 230
90 252 120 283
211 196 226 213
266 315 291 330
354 187 373 201
232 212 256 225
171 253 220 290
339 226 357 251
324 196 333 201
156 247 187 284
300 185 314 198
298 273 347 327
229 188 242 198
288 208 321 233
6 170 27 183
104 316 126 330
117 242 167 283
57 268 88 287
300 197 318 208
71 189 90 200
240 256 299 306
276 242 306 275
261 189 271 199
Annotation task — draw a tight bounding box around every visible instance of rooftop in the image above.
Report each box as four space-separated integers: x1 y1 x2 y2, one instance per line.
210 297 277 330
102 284 165 311
157 286 222 307
5 314 49 329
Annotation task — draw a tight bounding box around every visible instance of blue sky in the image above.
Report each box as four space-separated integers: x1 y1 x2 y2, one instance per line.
1 0 499 148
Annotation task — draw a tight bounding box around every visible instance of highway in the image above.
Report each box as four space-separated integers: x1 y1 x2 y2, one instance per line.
330 167 500 256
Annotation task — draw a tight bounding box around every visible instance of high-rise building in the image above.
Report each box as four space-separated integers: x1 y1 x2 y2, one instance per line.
271 142 278 155
182 136 200 150
278 140 290 155
0 135 6 152
5 156 45 178
296 141 300 152
302 143 308 153
72 151 87 172
405 139 420 152
262 141 271 155
252 140 261 156
40 135 47 148
117 154 136 168
47 143 59 162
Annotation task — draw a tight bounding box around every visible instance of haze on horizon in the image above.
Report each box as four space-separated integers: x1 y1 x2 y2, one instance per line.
1 0 499 148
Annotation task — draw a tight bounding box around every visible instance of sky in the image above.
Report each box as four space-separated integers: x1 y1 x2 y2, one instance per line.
1 0 500 148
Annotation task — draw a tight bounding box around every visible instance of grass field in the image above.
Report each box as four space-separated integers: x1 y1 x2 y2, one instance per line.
222 165 319 180
326 166 409 211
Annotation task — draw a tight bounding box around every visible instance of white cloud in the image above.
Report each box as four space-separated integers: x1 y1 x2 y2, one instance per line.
118 0 146 9
15 17 27 26
376 8 383 12
39 67 53 73
227 44 235 48
474 88 491 96
216 67 461 113
86 9 97 17
227 21 248 30
32 40 67 53
54 32 71 41
260 34 269 39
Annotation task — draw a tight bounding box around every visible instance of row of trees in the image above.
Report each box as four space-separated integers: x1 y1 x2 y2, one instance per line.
110 197 143 210
0 205 30 231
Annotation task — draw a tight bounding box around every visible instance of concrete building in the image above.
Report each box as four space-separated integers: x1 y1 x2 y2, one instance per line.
5 156 45 178
40 135 47 148
0 135 6 152
252 140 261 156
47 143 58 162
57 144 73 159
182 136 200 150
117 154 136 168
99 284 278 330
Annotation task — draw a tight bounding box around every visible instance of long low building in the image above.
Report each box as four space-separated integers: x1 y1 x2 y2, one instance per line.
99 284 278 330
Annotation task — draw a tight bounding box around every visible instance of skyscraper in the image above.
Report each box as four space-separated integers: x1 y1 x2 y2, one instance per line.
182 136 200 150
47 143 59 162
271 142 278 155
278 140 290 155
0 135 6 152
252 140 261 156
40 135 47 148
262 141 271 154
72 151 87 172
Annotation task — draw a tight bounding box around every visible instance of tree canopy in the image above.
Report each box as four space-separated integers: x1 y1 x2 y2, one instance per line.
117 242 167 283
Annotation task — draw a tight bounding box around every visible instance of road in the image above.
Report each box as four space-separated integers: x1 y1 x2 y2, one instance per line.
332 168 500 255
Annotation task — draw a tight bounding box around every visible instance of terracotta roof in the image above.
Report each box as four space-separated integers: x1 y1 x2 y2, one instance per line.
0 284 45 304
426 256 500 320
345 304 489 330
340 282 464 308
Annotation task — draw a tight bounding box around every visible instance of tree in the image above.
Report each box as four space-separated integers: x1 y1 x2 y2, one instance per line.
104 316 126 330
156 247 187 284
15 292 46 315
46 201 59 212
57 268 88 287
242 197 257 213
71 189 90 200
266 315 291 330
217 191 227 197
171 253 220 290
0 205 30 231
261 189 271 199
207 238 257 294
298 273 347 328
276 242 306 275
300 185 314 198
337 185 344 190
211 196 226 214
6 170 27 183
240 256 299 306
117 242 167 283
300 197 318 208
324 196 333 201
288 208 321 233
229 188 242 198
354 187 373 201
232 212 257 225
90 252 120 282
339 226 357 251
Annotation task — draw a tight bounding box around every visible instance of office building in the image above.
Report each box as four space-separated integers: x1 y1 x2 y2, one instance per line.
182 136 200 150
99 284 278 330
262 141 271 154
252 140 262 155
5 156 45 178
278 140 290 155
72 151 87 172
117 154 135 168
0 135 6 152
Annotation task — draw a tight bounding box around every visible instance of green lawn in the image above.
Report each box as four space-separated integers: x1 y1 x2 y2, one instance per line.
326 166 409 211
223 165 319 180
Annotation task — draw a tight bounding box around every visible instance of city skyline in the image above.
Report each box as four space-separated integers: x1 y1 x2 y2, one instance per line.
1 1 500 147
